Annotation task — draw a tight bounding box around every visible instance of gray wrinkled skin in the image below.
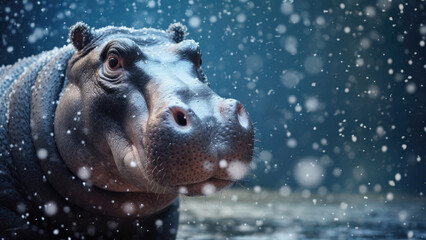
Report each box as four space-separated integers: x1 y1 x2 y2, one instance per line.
0 22 254 239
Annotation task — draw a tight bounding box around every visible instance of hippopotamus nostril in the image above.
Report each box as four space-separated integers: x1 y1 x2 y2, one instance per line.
219 99 251 130
237 103 250 129
175 111 187 126
170 107 191 128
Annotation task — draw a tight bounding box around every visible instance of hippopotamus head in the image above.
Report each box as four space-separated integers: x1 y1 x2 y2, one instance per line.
54 22 254 198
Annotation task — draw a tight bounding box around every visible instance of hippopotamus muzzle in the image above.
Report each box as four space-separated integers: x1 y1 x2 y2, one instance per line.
144 88 254 196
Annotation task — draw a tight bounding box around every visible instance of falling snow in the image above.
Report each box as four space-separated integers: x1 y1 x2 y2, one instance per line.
0 0 425 239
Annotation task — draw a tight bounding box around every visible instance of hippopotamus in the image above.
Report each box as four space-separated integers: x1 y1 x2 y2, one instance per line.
0 22 254 239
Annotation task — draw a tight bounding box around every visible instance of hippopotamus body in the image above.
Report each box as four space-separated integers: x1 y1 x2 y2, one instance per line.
0 22 254 239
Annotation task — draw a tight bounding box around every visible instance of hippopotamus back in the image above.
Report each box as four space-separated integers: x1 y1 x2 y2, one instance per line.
0 22 254 239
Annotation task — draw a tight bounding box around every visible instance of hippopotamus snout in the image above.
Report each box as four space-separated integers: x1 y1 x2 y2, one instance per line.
144 95 254 195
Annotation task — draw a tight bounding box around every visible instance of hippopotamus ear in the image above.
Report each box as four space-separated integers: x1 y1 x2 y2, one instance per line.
69 22 94 51
167 22 188 43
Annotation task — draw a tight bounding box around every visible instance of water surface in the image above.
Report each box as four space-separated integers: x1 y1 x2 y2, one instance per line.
178 189 426 240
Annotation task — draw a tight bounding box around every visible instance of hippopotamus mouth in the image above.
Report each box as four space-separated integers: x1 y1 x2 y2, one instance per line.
53 22 254 198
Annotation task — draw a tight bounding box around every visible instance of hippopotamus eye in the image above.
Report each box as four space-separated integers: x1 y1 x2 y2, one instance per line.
102 55 124 79
107 56 121 70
